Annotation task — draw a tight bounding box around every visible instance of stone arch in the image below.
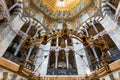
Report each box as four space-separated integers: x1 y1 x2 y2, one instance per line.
5 0 23 17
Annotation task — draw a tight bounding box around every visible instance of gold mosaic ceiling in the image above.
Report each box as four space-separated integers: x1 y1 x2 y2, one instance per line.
23 0 93 20
40 0 86 11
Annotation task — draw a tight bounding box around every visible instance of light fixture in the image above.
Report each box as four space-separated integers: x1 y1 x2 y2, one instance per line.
59 0 64 1
11 19 110 79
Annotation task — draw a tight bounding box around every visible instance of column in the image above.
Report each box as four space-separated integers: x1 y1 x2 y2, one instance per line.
26 47 33 61
25 29 39 61
84 28 89 37
107 50 113 60
89 41 99 69
90 46 99 62
26 22 32 34
65 39 68 47
90 46 99 69
55 52 58 69
92 22 99 34
9 2 18 12
14 41 23 56
114 1 120 23
66 52 69 69
106 1 117 11
14 22 32 56
56 38 58 47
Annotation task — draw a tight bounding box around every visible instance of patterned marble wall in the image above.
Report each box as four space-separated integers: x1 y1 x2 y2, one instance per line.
73 39 90 76
100 14 120 49
34 43 51 75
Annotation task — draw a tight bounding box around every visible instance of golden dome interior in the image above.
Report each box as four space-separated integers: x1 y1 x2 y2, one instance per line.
22 0 100 29
23 0 94 20
40 0 91 12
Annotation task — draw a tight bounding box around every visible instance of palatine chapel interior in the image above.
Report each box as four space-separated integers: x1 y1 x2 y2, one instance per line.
0 0 120 80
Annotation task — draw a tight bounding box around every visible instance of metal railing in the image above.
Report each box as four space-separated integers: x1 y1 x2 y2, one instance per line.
3 51 20 64
47 68 78 75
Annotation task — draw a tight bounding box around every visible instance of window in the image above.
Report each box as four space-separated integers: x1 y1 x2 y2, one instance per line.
118 72 120 78
109 74 115 80
102 78 105 80
11 74 17 80
3 72 8 79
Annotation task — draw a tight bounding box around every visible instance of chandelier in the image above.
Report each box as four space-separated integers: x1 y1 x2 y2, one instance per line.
9 21 110 79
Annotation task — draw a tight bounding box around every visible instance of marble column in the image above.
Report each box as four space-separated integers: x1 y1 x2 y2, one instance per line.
89 41 99 69
66 52 69 69
9 2 18 11
92 22 99 34
107 50 114 61
14 41 23 56
106 1 117 11
90 45 99 62
84 28 89 37
55 52 58 69
26 47 33 61
14 22 32 56
25 29 39 61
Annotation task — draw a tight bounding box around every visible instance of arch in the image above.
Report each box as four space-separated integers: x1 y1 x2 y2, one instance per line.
5 0 23 17
3 17 47 64
21 17 46 34
101 0 119 17
76 16 103 32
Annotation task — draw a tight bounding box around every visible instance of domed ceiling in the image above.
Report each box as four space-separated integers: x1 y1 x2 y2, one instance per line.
23 0 93 21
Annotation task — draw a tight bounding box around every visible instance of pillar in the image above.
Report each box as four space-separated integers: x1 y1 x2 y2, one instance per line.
14 22 32 56
106 1 117 11
84 28 89 37
55 52 58 69
90 46 99 62
25 29 39 61
26 47 33 61
56 38 58 47
14 41 23 56
66 52 69 69
92 22 99 33
9 3 18 11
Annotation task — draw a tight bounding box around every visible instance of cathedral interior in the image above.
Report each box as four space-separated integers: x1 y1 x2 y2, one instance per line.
0 0 120 80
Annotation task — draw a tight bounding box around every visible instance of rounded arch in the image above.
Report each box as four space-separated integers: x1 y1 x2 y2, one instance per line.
5 0 23 17
76 16 103 33
21 17 46 35
101 0 119 17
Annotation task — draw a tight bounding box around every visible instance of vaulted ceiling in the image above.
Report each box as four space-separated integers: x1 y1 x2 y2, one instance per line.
23 0 94 21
